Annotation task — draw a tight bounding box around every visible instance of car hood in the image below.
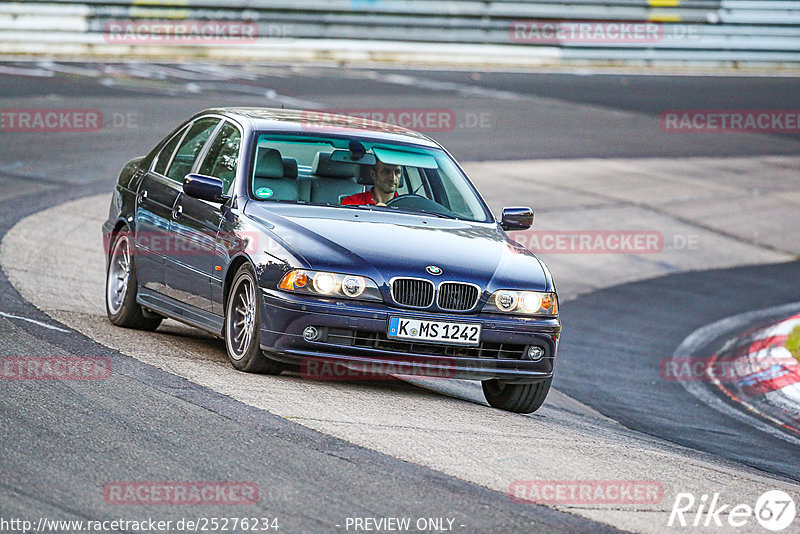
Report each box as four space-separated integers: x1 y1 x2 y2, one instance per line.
244 203 552 291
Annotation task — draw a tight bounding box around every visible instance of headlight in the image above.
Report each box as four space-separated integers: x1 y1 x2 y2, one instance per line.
342 275 366 297
520 292 542 312
279 269 382 302
483 290 558 316
495 290 518 312
312 272 336 294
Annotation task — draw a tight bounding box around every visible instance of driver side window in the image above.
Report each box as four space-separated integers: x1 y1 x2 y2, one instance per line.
198 122 241 194
153 125 188 176
165 118 220 183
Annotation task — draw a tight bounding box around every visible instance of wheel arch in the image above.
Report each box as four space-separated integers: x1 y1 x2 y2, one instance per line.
223 254 257 310
105 219 133 263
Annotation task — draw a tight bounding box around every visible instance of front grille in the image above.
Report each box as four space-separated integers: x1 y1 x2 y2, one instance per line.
323 328 527 360
391 278 435 308
437 282 480 311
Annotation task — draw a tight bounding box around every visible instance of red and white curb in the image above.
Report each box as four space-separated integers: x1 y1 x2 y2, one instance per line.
670 304 800 446
709 314 800 436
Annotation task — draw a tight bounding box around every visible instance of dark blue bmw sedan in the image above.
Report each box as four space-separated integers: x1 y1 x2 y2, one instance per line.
103 108 560 413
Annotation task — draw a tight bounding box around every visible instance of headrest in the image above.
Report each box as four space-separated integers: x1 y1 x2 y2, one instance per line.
357 164 374 185
282 157 298 179
312 152 356 179
255 148 284 179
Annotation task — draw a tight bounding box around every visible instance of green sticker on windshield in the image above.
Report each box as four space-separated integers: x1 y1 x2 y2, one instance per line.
255 187 274 199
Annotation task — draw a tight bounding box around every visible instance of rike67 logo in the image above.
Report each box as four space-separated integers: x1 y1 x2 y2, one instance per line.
669 490 796 531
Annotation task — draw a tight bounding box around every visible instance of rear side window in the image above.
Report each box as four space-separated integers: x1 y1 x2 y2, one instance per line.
165 118 220 183
153 126 188 176
198 122 241 194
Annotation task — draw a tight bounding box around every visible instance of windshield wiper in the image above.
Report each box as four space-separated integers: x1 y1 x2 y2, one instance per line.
403 208 457 219
338 204 458 219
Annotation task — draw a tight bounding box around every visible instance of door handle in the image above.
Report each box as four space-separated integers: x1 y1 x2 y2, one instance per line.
172 205 183 219
137 190 148 203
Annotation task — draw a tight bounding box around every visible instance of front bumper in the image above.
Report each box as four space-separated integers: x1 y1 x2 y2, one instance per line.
260 289 561 383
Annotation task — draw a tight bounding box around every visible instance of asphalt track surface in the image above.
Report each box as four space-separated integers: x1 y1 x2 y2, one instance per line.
1 62 800 532
557 261 800 481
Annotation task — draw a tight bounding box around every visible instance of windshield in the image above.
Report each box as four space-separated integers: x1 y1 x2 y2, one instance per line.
250 134 492 223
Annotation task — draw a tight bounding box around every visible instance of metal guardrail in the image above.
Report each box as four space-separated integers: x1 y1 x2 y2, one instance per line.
1 0 799 64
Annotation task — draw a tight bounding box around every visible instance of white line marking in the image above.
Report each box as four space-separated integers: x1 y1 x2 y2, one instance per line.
182 81 323 108
358 63 800 78
0 312 70 332
674 301 800 447
173 63 263 80
355 70 523 100
34 60 101 77
0 65 54 77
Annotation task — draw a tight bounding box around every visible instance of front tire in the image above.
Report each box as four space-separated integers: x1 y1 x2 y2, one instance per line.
105 229 162 331
482 377 552 414
224 263 284 375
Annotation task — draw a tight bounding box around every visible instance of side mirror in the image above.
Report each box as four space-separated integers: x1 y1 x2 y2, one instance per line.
183 174 227 203
501 207 534 231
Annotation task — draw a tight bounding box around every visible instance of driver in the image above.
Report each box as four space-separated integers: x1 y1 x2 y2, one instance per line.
341 160 401 206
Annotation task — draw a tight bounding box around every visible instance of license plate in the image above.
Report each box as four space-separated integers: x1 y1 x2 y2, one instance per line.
388 317 481 345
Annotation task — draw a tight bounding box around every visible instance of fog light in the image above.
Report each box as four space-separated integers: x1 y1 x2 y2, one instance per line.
303 326 320 341
526 345 545 361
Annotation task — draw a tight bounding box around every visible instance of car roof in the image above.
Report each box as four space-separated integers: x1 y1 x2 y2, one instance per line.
200 107 442 148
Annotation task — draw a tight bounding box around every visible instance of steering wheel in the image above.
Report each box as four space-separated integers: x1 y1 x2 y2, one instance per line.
384 194 457 218
385 194 428 208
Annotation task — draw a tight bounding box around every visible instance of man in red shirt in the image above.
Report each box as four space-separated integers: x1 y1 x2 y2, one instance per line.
341 160 402 206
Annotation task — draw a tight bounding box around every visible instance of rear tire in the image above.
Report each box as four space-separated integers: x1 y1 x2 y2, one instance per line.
224 263 284 375
105 229 162 331
482 377 552 414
